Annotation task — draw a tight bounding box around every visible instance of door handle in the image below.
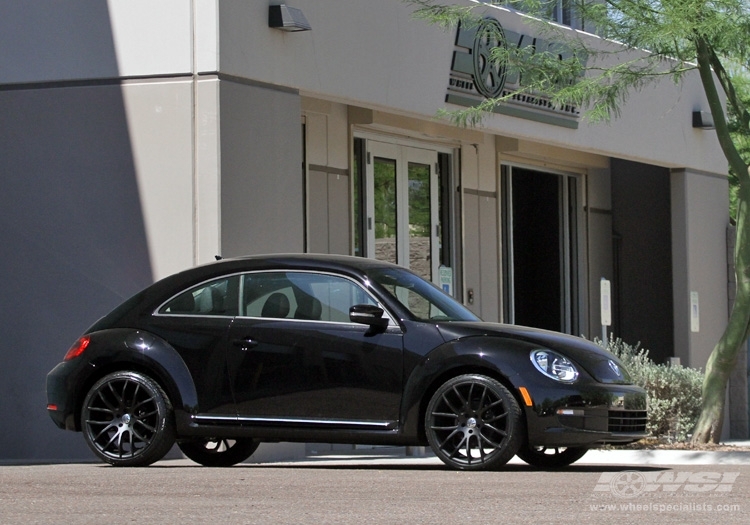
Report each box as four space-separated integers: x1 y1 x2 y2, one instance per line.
233 338 258 350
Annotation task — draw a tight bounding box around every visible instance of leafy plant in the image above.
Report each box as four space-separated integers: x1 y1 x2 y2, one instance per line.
602 338 704 442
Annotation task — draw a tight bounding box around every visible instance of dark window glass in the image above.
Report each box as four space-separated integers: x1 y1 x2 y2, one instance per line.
160 276 239 316
242 272 378 322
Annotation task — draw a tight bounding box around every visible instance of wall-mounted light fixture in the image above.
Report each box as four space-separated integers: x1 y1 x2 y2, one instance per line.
692 111 715 130
269 4 311 32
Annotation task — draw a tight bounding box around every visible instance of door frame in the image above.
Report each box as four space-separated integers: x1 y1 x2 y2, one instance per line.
354 133 460 290
500 162 586 335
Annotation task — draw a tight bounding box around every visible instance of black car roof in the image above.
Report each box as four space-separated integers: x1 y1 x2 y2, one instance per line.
205 253 397 274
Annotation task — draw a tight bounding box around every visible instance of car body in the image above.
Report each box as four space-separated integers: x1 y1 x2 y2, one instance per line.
46 254 647 469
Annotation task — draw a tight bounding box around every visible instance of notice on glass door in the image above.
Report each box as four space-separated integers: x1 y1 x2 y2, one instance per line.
439 266 453 296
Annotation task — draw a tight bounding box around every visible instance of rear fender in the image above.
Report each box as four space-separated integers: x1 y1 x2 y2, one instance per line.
81 329 199 422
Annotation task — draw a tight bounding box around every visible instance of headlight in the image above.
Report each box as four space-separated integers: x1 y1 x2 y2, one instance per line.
530 349 579 383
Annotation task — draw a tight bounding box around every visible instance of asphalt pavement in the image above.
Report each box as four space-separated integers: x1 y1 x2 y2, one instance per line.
1 445 748 524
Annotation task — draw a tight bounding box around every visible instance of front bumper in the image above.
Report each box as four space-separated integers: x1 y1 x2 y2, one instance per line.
523 382 648 447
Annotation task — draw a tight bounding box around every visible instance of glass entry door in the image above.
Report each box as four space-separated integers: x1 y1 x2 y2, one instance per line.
366 141 439 283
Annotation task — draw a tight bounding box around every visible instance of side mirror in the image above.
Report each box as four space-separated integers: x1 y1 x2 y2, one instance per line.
349 304 389 329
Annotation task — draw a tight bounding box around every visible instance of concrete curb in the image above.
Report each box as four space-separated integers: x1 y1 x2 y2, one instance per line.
271 444 750 467
575 448 750 466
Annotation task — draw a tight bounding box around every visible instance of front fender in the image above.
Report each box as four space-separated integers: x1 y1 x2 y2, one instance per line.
400 336 541 439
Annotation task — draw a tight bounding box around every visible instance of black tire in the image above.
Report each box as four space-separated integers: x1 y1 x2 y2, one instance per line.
178 438 260 467
81 371 175 467
425 374 522 470
516 444 588 468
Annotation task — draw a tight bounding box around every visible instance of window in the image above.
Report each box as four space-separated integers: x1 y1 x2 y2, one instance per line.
159 276 240 316
490 1 580 29
367 267 479 322
242 272 379 323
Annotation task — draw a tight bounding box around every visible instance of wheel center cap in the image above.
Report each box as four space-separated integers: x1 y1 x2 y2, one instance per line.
466 417 477 429
121 414 132 425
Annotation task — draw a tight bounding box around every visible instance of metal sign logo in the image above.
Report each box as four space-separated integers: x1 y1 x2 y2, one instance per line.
472 18 508 98
446 17 581 128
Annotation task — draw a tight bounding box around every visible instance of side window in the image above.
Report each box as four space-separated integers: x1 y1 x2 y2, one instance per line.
242 272 378 322
159 276 239 316
295 273 377 323
243 273 297 319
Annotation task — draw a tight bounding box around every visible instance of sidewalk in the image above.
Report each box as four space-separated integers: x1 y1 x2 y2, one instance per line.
275 442 750 468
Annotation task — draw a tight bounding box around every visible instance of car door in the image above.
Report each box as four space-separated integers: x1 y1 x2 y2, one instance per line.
226 270 403 428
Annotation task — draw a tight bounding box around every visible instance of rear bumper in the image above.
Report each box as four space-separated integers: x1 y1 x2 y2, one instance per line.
46 361 81 431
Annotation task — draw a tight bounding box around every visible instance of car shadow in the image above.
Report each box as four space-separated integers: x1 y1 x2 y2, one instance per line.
146 461 669 473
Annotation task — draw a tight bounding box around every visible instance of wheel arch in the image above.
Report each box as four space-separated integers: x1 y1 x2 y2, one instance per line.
417 366 527 445
71 329 199 432
401 337 537 444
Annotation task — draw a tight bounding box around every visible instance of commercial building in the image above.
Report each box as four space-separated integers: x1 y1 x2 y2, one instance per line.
0 1 734 461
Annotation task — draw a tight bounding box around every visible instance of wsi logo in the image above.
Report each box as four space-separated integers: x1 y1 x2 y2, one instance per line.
594 471 740 498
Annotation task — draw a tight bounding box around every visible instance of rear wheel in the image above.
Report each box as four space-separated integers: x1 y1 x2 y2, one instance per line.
81 371 175 467
516 444 588 468
425 374 522 470
179 438 260 467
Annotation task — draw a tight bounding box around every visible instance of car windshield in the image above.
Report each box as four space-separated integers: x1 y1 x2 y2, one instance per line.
366 267 480 322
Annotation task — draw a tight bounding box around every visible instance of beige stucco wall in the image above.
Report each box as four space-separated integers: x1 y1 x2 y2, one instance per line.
120 80 195 279
216 0 725 176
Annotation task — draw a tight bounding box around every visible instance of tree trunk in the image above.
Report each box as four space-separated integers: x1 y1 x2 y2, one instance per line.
691 172 750 443
690 38 750 444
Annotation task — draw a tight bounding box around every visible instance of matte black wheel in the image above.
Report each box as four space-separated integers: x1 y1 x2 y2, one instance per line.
81 371 175 467
178 438 260 467
516 444 588 468
425 374 522 470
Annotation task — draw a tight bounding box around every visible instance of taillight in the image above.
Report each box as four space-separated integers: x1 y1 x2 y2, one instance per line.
64 336 91 361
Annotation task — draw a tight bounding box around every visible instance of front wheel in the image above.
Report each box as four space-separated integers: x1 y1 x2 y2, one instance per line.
81 371 175 467
516 444 588 468
178 438 260 467
425 374 522 470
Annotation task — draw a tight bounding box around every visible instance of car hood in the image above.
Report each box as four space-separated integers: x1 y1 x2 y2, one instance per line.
436 322 632 384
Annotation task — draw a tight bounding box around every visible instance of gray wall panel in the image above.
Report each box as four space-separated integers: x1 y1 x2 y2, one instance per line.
0 85 153 460
463 194 481 316
0 2 117 83
586 210 614 339
220 81 304 256
611 158 673 362
307 170 329 253
327 172 351 255
479 195 499 322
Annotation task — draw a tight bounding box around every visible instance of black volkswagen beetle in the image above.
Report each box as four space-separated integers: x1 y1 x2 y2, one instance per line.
47 254 647 470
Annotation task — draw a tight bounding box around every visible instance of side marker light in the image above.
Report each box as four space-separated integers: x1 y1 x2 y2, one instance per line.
518 387 533 407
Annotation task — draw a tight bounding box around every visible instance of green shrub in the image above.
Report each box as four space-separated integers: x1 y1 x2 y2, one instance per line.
601 338 704 442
